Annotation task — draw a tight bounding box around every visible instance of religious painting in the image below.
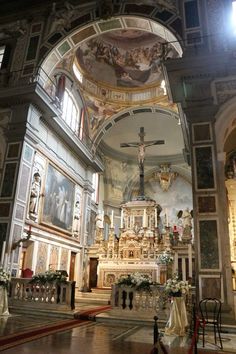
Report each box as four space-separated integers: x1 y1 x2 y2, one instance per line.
198 196 216 213
42 164 75 232
84 93 122 132
75 29 178 89
199 220 220 270
194 146 215 190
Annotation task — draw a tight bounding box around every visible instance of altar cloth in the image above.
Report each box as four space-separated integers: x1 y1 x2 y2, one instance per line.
165 297 188 336
0 286 9 316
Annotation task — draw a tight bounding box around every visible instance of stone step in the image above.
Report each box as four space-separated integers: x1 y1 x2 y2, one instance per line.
9 305 75 319
75 291 111 305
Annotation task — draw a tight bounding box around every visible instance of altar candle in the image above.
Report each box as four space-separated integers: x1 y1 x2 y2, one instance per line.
143 208 147 227
0 240 6 266
155 208 158 228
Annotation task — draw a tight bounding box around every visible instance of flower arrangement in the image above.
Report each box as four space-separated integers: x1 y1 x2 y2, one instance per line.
0 267 11 289
116 272 154 291
30 270 67 285
157 251 173 265
164 274 191 297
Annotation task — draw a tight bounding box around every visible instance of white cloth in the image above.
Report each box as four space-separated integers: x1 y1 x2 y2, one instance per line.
0 286 9 316
165 297 188 336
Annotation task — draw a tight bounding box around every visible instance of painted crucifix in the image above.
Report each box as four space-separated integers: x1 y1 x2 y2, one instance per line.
121 127 165 198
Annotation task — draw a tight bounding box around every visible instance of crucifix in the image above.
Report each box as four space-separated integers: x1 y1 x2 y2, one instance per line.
121 127 165 198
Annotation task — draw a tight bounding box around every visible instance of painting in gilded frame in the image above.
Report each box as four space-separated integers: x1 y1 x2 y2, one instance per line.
42 164 75 232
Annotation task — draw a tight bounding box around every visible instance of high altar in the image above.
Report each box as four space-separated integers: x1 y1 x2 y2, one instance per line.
88 127 193 290
89 198 173 288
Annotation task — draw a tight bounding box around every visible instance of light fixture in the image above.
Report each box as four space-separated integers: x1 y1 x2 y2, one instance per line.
153 164 178 192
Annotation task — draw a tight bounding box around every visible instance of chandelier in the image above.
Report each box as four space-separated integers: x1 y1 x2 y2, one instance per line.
153 164 178 192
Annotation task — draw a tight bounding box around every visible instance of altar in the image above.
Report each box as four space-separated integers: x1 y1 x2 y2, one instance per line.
90 198 173 288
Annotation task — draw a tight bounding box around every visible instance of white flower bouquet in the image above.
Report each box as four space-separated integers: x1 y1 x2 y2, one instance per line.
117 272 153 291
157 251 173 265
165 274 191 297
30 270 67 285
0 267 11 289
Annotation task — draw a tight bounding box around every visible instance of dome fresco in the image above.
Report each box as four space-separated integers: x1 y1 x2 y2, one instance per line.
75 29 179 89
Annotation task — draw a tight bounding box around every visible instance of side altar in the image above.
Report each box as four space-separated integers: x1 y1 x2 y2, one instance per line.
89 198 173 288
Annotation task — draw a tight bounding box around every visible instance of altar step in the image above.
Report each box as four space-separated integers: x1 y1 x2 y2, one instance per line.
75 288 112 305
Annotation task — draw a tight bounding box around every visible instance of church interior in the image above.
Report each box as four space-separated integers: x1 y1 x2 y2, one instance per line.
1 0 236 353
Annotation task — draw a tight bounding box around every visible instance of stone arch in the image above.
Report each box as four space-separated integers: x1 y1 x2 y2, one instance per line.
40 15 183 80
39 4 183 70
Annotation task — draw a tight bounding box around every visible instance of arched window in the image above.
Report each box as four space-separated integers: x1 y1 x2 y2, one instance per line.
62 89 80 135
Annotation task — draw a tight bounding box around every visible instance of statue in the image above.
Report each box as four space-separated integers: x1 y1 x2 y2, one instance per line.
73 200 81 235
29 172 41 215
177 208 193 242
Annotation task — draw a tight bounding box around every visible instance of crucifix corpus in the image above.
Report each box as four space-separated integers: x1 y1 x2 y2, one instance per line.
121 127 165 199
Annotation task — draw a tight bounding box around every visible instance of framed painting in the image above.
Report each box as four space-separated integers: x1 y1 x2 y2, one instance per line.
42 163 75 232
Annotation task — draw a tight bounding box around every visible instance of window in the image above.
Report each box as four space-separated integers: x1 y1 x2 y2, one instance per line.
62 89 80 135
0 46 6 69
232 1 236 34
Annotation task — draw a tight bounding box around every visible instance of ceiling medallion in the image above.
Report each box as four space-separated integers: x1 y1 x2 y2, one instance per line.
153 164 178 192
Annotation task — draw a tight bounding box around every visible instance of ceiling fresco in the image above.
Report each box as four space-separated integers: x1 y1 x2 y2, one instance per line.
75 29 178 89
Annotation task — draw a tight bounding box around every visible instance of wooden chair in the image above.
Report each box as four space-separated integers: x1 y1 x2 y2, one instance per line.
198 298 223 349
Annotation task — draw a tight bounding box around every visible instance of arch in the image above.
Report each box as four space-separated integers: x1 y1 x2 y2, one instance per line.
40 15 183 79
92 104 180 152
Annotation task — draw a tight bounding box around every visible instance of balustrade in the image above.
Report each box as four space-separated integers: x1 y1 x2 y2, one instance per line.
9 278 75 310
112 284 168 313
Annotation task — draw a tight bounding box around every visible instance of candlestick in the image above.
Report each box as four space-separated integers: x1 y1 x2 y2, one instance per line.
143 208 147 228
155 208 157 228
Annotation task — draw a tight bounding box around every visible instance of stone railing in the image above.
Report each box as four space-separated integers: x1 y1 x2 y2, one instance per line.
111 284 167 314
9 278 75 311
111 284 195 320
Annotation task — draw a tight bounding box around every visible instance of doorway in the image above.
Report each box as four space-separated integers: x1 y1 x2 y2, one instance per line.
89 258 98 290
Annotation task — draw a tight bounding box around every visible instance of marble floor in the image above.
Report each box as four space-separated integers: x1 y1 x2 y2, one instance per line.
1 313 236 354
